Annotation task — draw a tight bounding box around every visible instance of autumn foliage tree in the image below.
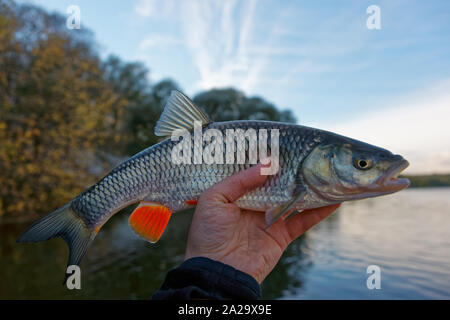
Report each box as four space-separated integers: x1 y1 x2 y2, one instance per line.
0 1 124 221
0 0 296 222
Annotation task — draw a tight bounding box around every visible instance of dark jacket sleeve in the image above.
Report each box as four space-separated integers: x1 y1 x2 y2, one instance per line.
151 257 261 300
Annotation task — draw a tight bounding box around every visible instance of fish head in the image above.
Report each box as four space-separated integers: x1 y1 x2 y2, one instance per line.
302 139 410 202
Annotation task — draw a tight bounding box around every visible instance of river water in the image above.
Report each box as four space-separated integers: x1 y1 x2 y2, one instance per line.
1 188 449 299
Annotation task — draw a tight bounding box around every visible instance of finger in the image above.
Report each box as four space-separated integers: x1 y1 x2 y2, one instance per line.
205 162 269 203
286 203 341 242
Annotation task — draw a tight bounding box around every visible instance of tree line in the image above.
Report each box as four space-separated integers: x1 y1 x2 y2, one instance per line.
402 174 450 188
0 0 295 222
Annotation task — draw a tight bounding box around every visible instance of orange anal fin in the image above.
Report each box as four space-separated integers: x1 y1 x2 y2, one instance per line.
128 202 172 243
185 199 198 206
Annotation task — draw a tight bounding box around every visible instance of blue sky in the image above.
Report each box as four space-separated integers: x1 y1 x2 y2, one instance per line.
22 0 450 173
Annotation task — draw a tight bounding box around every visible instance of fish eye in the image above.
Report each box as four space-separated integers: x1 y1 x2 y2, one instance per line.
353 158 372 170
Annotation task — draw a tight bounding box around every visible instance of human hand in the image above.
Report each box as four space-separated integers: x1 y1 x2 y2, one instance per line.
185 163 341 283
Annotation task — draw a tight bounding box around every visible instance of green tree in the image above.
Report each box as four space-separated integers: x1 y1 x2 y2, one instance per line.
124 79 180 155
102 55 181 155
193 88 296 123
101 55 151 155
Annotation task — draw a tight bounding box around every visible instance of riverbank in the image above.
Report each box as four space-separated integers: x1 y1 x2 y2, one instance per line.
402 174 450 188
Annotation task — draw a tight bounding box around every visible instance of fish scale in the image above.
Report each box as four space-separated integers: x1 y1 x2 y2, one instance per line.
18 90 410 274
70 120 320 229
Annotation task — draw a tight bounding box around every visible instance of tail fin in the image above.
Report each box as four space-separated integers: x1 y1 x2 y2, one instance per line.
17 202 95 268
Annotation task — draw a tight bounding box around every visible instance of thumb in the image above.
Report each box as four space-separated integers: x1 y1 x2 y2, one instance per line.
204 162 269 203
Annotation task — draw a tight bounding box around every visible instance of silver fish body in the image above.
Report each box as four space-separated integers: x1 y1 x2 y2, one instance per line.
71 121 319 228
71 120 406 229
18 91 410 272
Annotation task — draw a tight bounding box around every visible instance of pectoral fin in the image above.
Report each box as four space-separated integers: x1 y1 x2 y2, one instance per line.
129 202 172 243
265 191 306 228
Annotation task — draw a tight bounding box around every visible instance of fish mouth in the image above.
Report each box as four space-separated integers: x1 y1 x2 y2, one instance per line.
378 159 410 191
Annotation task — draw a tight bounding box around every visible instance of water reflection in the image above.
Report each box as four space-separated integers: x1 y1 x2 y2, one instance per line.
1 208 193 299
1 188 449 299
282 187 450 299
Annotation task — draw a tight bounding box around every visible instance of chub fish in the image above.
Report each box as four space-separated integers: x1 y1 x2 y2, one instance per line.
17 91 410 277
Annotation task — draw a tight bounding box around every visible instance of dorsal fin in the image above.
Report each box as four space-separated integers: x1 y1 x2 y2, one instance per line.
154 90 211 137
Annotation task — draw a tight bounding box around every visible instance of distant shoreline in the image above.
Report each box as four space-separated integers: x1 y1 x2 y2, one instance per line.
402 174 450 188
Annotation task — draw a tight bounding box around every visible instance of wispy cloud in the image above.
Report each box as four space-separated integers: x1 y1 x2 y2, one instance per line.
138 34 181 51
133 0 391 97
135 0 418 94
178 0 260 91
134 0 305 93
134 0 175 19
